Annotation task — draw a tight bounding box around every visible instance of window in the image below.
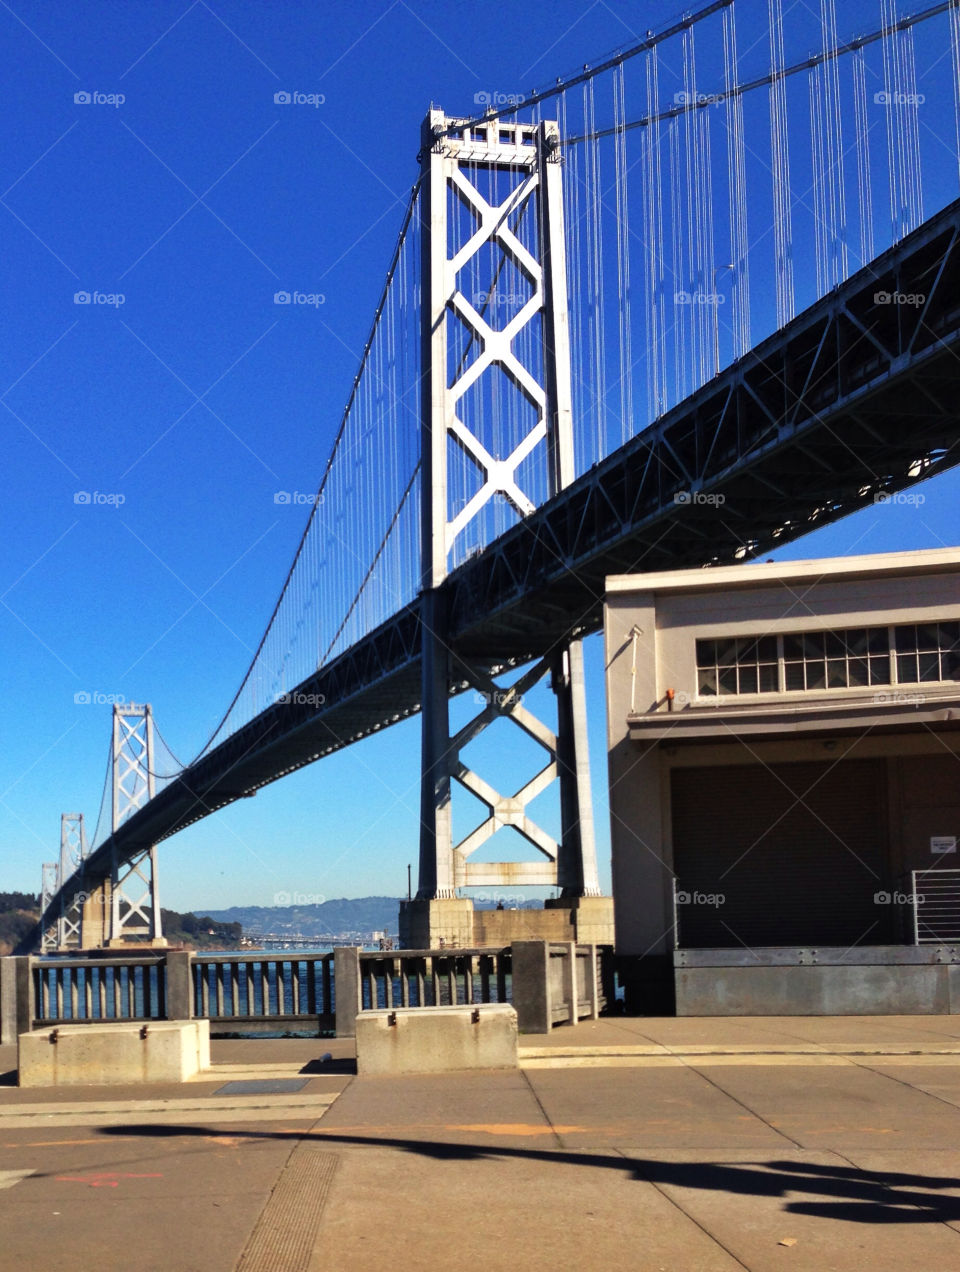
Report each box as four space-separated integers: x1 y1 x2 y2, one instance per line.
782 627 889 691
696 637 778 697
695 620 960 697
895 621 960 683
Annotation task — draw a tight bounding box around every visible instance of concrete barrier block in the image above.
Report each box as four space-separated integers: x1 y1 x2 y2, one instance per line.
356 1005 517 1076
18 1019 210 1087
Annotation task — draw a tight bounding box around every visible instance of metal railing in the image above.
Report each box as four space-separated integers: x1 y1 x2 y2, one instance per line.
33 956 166 1023
192 951 334 1025
912 869 960 943
358 948 511 1010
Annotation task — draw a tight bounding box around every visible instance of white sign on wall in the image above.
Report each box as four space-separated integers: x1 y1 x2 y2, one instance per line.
930 836 957 855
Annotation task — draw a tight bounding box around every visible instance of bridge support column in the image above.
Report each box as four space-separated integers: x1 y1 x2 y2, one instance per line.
411 110 610 948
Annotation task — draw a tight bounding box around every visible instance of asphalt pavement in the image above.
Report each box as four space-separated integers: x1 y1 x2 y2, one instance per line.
2 1017 960 1271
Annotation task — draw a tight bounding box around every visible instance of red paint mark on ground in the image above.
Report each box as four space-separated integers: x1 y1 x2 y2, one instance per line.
55 1172 164 1188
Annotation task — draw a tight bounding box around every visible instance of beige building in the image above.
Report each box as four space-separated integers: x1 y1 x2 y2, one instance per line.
604 548 960 1013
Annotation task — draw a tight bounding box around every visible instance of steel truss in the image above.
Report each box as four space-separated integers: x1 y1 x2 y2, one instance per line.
110 704 163 943
416 110 599 900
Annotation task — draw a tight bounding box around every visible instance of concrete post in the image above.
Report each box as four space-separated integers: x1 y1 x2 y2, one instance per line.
164 951 193 1021
586 944 600 1020
334 946 361 1038
563 941 578 1027
511 941 551 1034
1 957 33 1043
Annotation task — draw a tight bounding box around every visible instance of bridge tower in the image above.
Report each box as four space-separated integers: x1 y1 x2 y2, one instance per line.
407 109 611 948
76 704 165 948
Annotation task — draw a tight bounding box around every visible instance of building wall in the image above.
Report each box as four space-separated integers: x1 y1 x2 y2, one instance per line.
603 552 960 959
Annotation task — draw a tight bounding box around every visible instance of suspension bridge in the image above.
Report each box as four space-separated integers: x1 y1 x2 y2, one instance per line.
38 0 960 951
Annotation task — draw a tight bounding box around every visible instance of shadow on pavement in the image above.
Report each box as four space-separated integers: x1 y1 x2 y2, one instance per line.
91 1124 960 1225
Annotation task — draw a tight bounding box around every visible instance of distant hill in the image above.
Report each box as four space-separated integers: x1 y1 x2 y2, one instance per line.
203 896 402 938
202 895 548 939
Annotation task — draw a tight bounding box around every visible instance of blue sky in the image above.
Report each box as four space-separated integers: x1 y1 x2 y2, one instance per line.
2 0 959 913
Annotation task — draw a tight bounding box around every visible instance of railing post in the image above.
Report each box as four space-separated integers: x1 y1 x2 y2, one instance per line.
165 951 193 1020
563 942 578 1027
511 941 551 1034
334 946 361 1037
1 957 34 1043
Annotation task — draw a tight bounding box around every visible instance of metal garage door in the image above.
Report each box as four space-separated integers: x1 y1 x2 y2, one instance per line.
671 758 894 948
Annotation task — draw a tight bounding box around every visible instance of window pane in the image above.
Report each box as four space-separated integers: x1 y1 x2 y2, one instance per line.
806 661 826 690
868 628 890 654
718 667 737 694
845 629 869 656
917 625 941 652
757 636 778 661
918 652 940 681
738 665 758 694
896 625 918 653
698 669 717 696
803 633 826 658
716 639 738 668
759 664 778 692
784 662 805 691
783 634 804 660
869 655 890 685
827 659 848 688
897 653 919 683
848 658 868 686
825 632 848 658
695 639 715 667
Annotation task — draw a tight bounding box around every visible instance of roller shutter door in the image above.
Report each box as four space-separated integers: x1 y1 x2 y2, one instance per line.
671 758 893 948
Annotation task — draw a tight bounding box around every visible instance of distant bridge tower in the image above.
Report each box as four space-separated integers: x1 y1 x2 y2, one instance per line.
408 109 607 947
57 812 87 949
39 861 60 954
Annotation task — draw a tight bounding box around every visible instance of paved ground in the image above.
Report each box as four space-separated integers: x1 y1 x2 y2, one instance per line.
3 1018 960 1271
